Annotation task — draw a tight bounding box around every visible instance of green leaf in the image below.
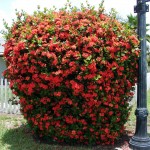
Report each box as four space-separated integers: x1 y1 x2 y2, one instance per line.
94 75 101 80
86 55 92 61
112 67 116 70
48 27 55 34
37 39 42 46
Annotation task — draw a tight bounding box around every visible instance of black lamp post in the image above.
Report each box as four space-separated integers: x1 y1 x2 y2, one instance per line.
129 0 150 149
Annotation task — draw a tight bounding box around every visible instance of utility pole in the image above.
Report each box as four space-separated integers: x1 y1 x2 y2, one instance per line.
129 0 150 149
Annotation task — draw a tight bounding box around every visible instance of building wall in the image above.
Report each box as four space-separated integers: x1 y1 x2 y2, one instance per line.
0 57 6 78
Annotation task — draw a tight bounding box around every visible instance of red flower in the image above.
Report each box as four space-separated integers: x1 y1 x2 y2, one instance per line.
104 128 110 134
71 130 76 135
3 3 139 145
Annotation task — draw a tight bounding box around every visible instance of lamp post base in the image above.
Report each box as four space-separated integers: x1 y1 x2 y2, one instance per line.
129 136 150 150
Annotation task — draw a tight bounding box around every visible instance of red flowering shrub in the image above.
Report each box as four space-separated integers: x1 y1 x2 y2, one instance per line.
2 3 139 145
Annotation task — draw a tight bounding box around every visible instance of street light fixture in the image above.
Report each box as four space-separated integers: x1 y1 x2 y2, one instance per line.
129 0 150 149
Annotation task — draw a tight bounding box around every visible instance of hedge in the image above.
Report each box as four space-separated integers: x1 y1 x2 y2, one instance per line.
2 2 139 145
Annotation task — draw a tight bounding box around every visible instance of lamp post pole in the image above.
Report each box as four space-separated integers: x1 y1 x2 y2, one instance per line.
129 0 150 149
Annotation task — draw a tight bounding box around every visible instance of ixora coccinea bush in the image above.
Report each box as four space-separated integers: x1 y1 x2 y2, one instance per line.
2 3 139 145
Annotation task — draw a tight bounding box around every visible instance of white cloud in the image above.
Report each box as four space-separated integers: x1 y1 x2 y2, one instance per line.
0 10 9 37
8 0 150 20
0 10 6 28
10 0 138 20
0 0 149 37
11 0 68 13
104 0 136 17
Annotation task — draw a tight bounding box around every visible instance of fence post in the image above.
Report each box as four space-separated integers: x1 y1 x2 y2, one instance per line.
0 78 20 114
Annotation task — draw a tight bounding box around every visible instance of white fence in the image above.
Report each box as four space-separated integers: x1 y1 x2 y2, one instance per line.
0 78 20 114
133 73 150 101
0 73 150 114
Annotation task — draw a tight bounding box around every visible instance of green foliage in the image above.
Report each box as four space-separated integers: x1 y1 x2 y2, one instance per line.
124 13 150 67
2 2 139 146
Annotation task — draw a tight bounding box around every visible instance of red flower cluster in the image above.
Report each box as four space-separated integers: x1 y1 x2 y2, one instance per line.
3 4 139 145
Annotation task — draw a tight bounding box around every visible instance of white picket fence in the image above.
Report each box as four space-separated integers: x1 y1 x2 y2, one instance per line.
0 78 20 114
133 73 150 102
0 73 150 114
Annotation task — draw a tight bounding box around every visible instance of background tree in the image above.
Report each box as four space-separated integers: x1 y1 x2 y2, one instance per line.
126 14 150 69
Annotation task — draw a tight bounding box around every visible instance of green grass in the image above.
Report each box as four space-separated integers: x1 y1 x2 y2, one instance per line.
0 115 104 150
147 90 150 127
0 90 150 150
127 90 150 128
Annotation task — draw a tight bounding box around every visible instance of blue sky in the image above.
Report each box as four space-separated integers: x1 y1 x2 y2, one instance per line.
0 0 150 39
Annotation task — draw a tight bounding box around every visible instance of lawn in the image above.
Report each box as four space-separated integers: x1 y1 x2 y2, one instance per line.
0 90 150 150
127 89 150 128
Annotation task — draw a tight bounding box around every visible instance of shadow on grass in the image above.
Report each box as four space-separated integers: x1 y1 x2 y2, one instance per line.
1 124 93 150
1 125 131 150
